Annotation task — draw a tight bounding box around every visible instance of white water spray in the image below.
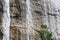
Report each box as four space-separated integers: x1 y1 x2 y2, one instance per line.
26 0 34 40
2 0 10 40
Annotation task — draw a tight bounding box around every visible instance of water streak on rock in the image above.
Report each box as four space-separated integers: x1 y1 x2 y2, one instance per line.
26 0 34 40
2 0 10 40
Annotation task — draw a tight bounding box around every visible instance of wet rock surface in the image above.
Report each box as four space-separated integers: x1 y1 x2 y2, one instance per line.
0 0 60 40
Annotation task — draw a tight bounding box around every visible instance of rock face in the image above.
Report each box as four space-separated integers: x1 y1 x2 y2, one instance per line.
0 0 3 40
0 0 60 40
10 0 60 40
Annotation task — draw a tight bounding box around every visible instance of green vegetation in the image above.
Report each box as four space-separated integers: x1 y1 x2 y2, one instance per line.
41 24 47 29
35 24 53 40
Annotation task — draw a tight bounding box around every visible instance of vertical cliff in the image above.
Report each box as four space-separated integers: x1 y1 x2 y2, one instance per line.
0 0 60 40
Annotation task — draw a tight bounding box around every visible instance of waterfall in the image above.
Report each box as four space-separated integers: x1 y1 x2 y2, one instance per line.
26 0 34 40
2 0 10 40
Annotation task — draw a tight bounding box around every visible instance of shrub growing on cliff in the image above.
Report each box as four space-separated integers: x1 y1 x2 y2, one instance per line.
41 24 47 29
35 24 53 40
